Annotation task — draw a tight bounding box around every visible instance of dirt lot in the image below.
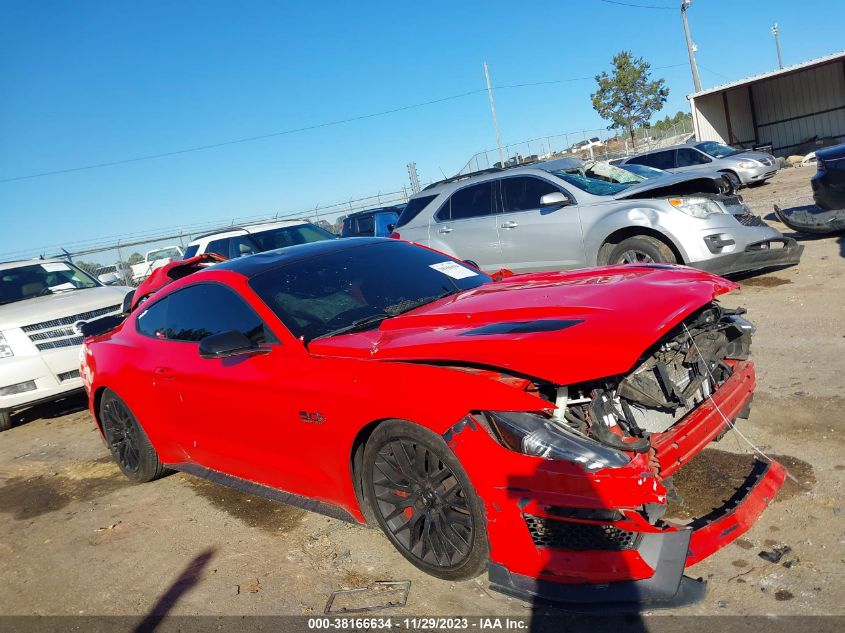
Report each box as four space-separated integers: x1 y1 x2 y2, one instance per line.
1 166 843 620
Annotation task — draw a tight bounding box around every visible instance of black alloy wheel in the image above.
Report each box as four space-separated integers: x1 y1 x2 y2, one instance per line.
362 421 488 580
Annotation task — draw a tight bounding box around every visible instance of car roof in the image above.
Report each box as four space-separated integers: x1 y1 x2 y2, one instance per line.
188 220 310 244
0 258 72 272
210 237 389 278
343 206 402 220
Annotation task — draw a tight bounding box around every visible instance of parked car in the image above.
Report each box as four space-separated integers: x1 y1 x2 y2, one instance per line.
341 207 402 237
570 137 604 154
130 245 184 284
390 159 802 277
80 238 784 608
0 258 131 430
183 220 336 260
812 143 845 210
620 141 779 189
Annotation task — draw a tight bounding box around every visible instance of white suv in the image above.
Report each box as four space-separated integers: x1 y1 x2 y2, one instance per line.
183 220 336 259
0 259 132 430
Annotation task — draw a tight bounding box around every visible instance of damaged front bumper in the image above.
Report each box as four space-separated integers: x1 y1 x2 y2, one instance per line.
774 204 845 235
446 360 785 611
692 237 803 276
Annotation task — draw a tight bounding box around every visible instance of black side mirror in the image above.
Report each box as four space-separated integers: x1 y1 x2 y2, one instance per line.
199 330 269 359
386 224 395 232
121 290 135 314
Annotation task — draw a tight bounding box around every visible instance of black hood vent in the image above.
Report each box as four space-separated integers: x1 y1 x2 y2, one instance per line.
459 319 583 337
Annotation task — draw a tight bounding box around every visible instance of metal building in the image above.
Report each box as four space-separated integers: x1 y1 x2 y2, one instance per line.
688 51 845 157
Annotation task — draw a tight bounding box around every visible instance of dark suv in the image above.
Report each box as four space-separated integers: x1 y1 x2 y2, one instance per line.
341 207 402 237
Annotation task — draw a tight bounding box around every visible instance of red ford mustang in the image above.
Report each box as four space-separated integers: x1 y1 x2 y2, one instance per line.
80 238 785 610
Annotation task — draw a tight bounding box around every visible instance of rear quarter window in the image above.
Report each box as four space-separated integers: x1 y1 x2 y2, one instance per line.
395 194 438 228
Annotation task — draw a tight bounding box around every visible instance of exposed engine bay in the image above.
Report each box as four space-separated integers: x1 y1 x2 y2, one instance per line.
540 303 755 454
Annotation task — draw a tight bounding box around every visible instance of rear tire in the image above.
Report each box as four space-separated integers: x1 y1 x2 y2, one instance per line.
0 410 11 432
362 420 488 580
99 389 170 482
606 236 677 265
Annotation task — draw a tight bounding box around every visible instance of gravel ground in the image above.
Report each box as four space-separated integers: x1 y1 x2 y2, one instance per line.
1 166 843 621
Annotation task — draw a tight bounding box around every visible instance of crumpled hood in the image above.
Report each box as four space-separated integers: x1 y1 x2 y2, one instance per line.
0 285 131 332
307 265 738 385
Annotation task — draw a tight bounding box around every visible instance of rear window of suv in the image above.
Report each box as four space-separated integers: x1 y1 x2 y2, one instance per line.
394 194 438 228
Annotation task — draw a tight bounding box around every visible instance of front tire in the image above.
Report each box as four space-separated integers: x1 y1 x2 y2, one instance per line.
362 421 488 580
606 235 677 265
99 389 170 482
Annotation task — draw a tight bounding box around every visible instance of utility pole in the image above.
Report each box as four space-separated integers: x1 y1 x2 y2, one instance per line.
771 23 783 69
482 61 506 168
680 0 702 93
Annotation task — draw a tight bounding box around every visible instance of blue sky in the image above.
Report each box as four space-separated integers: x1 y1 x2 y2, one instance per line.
2 0 843 260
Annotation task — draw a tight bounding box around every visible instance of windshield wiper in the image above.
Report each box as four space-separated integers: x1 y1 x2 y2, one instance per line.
311 313 391 340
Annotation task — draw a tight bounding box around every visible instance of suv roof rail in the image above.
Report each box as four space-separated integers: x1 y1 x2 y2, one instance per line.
190 218 310 241
423 167 504 190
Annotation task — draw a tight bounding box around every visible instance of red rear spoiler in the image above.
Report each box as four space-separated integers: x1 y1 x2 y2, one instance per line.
130 253 226 311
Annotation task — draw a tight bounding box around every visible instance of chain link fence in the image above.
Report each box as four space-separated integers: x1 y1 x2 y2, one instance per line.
457 119 695 175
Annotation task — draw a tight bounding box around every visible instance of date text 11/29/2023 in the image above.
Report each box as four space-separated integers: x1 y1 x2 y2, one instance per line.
307 617 528 630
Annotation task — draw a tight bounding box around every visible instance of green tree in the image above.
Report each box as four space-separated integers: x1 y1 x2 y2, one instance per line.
591 51 669 146
127 252 145 265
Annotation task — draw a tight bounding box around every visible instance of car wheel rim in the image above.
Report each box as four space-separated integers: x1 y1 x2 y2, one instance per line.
619 250 654 264
372 439 474 568
103 398 141 473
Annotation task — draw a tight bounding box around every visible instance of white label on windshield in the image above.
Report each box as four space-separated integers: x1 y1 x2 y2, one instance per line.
41 263 71 273
429 261 478 279
48 282 75 291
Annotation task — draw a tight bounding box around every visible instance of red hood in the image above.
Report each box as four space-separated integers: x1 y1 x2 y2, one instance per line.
307 265 737 385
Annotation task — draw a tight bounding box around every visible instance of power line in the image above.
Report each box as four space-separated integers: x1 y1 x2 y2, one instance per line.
597 0 675 9
0 64 687 184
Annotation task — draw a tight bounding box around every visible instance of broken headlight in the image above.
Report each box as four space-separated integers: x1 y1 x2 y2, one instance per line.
668 196 726 219
482 411 630 470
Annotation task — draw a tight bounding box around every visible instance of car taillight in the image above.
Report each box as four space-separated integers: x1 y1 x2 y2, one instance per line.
389 231 400 239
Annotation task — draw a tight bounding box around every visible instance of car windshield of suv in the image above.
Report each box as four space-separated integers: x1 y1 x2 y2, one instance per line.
546 170 629 196
0 262 99 305
250 241 491 341
696 141 742 158
249 224 335 252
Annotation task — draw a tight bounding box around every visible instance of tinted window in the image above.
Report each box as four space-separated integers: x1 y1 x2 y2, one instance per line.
206 238 231 258
183 244 199 258
676 148 711 167
354 215 375 236
395 194 438 228
501 177 561 212
442 182 494 221
250 241 490 341
228 235 259 258
696 141 741 158
249 224 335 251
643 150 676 170
136 283 271 344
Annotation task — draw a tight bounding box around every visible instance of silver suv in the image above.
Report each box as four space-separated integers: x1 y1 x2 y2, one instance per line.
391 159 802 276
620 141 779 188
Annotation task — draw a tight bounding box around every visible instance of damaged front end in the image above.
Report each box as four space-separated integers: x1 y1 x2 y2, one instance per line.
444 302 784 610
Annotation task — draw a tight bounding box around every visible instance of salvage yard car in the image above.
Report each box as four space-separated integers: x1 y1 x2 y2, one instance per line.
391 159 802 276
80 238 785 609
182 220 335 260
620 141 779 189
0 258 131 430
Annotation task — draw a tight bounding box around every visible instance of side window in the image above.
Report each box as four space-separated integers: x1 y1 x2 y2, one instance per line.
676 148 712 166
228 235 259 258
137 284 273 345
206 238 230 258
183 244 199 259
355 215 375 236
648 150 677 170
443 182 495 221
501 177 561 213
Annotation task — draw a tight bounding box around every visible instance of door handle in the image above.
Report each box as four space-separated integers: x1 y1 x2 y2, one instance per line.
500 221 519 229
438 226 453 234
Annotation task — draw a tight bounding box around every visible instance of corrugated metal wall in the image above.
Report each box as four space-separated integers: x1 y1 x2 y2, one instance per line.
753 61 845 153
692 59 845 155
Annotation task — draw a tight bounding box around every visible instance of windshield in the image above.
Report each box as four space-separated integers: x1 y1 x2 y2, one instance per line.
249 224 335 251
148 247 182 261
0 262 99 305
250 241 491 341
617 163 667 179
547 170 629 196
696 141 741 158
